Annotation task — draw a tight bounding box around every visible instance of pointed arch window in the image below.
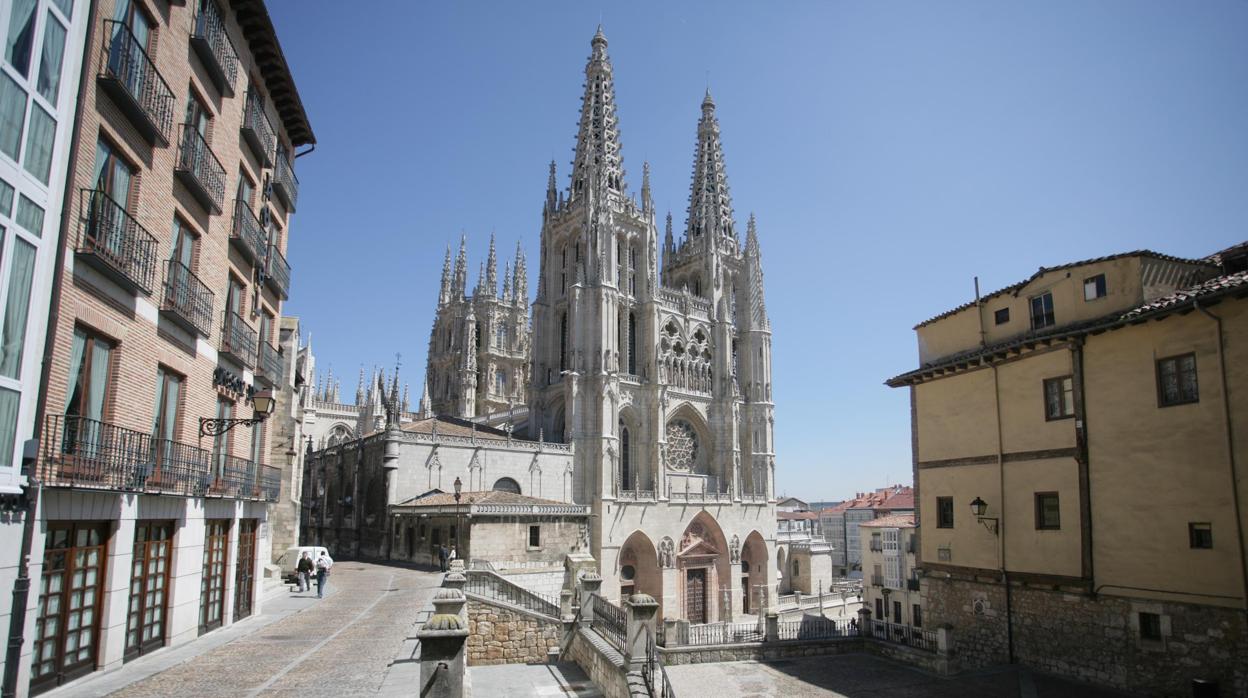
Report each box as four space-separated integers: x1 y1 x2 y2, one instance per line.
627 312 637 375
559 312 568 372
619 420 631 491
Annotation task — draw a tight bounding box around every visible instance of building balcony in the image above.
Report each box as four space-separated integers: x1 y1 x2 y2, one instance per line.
175 125 226 214
907 578 921 592
37 415 277 502
869 540 883 552
273 148 299 212
255 341 283 388
76 189 158 295
264 243 290 300
160 260 213 336
230 200 267 266
240 89 275 167
189 0 238 96
871 574 884 587
220 311 257 368
97 20 174 146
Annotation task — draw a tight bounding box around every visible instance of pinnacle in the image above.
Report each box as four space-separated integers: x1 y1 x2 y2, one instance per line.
702 87 715 111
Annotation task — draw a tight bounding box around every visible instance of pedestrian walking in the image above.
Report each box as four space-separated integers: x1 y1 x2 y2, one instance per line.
296 551 314 593
437 544 448 572
315 551 334 598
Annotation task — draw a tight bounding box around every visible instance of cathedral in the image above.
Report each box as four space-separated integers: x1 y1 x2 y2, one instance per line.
307 28 779 623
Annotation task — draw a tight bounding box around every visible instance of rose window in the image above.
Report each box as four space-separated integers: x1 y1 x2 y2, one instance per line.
665 419 699 471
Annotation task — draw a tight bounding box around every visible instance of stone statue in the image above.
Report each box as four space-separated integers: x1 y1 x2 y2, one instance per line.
659 537 675 568
729 534 741 563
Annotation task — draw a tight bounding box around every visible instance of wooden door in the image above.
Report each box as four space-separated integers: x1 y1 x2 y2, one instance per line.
233 520 256 621
200 520 229 634
125 522 173 661
30 522 109 695
685 568 706 624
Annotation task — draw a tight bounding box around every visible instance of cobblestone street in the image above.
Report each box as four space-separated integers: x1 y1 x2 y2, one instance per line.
52 562 442 698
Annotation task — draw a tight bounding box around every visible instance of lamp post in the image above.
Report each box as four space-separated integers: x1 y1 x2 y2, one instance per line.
453 476 463 563
969 496 999 534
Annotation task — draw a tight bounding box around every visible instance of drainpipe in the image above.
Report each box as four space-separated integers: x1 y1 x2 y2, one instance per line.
1193 301 1248 611
978 279 1014 663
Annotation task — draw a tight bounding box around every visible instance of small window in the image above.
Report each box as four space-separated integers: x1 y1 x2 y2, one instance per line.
1189 522 1212 549
936 496 954 529
792 559 800 577
875 598 883 619
528 525 541 549
1043 376 1075 420
1084 274 1107 301
1139 612 1162 641
1157 354 1198 407
1035 492 1060 530
913 604 922 628
1030 292 1055 330
993 308 1009 325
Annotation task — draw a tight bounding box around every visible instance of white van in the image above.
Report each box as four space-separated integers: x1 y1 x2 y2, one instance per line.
276 546 329 583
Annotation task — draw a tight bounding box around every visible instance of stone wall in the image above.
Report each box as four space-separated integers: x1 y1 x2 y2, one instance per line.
466 599 562 665
659 637 863 665
925 575 1248 696
471 518 587 566
566 628 630 698
501 569 565 598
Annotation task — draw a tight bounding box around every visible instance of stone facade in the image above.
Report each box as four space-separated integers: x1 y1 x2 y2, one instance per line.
470 518 586 565
924 574 1248 696
465 599 561 666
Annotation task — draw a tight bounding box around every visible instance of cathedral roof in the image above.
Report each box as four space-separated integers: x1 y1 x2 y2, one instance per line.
394 490 577 508
399 416 512 439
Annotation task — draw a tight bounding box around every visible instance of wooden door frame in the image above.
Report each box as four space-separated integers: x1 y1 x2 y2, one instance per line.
124 521 174 662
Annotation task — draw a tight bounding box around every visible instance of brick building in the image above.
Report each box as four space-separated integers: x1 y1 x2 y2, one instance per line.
11 1 314 694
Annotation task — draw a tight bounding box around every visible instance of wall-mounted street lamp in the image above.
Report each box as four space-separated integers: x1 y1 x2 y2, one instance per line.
969 496 999 535
199 390 276 437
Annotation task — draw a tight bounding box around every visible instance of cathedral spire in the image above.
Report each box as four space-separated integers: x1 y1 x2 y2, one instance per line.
475 261 486 296
485 233 498 296
402 383 410 413
545 160 558 214
502 261 512 300
513 241 528 305
685 88 736 243
419 376 433 418
355 366 365 405
745 212 769 329
641 161 652 213
570 27 625 201
439 245 452 305
453 235 469 299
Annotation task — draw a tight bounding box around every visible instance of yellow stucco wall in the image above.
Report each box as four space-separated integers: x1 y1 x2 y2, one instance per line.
915 370 998 463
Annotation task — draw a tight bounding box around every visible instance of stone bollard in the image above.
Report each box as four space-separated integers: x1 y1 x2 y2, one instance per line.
418 588 470 698
764 611 779 643
449 558 465 573
560 589 574 621
578 571 602 630
663 618 681 648
857 607 872 638
623 593 659 670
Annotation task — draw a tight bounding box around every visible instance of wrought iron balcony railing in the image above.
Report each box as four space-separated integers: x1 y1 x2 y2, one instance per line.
871 574 885 587
76 189 158 295
230 200 267 265
265 243 290 300
176 125 226 214
255 341 283 387
240 89 275 167
98 20 174 145
273 148 298 212
161 260 213 336
220 310 257 368
190 0 238 96
38 415 277 502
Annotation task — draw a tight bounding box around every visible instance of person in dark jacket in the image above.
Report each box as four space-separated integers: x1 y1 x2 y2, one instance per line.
438 544 449 572
296 552 314 592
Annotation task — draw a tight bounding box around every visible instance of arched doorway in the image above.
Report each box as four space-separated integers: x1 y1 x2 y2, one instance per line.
741 531 768 615
676 512 731 624
618 531 662 617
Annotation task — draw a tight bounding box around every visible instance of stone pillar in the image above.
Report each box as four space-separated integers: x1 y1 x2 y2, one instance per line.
623 593 659 670
418 588 470 698
663 617 681 648
858 606 872 638
578 571 602 630
443 571 466 595
727 561 742 620
764 611 779 643
661 566 679 623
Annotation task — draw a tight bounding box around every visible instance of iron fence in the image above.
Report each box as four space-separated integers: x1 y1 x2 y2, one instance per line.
190 0 238 93
866 619 938 651
77 189 159 294
162 260 213 336
686 621 764 646
99 20 174 144
641 627 676 698
176 124 226 213
777 617 856 641
590 593 627 652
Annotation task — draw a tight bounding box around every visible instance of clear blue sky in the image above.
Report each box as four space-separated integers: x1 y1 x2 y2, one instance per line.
270 1 1248 502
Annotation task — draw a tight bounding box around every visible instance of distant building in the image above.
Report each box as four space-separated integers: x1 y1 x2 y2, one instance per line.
819 485 913 577
859 514 920 628
887 244 1248 695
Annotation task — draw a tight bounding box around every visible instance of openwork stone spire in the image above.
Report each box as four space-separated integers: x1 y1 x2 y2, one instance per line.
485 233 498 296
685 89 735 242
439 245 452 305
745 213 768 329
570 26 625 200
453 235 469 299
513 241 528 305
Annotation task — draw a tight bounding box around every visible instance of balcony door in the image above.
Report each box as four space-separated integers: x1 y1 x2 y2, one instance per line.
88 140 134 261
62 328 114 471
149 367 181 477
166 217 197 313
108 0 152 90
125 521 173 661
233 520 257 620
211 398 231 481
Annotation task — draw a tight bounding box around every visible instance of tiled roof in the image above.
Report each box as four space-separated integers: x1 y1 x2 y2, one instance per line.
860 513 916 528
399 416 512 438
819 486 913 514
913 250 1211 329
1120 270 1248 321
396 490 569 508
880 491 915 510
778 511 819 521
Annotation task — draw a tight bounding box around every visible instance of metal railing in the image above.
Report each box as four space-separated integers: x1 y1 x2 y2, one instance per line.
866 619 938 651
685 621 764 646
230 200 267 265
641 627 676 698
240 89 275 166
589 593 626 652
871 574 884 587
176 125 226 213
265 243 290 299
777 617 856 641
38 415 277 502
161 260 213 336
907 578 921 592
190 0 238 94
77 189 158 295
99 20 174 144
273 148 299 211
256 341 283 387
869 540 883 552
463 569 560 618
221 311 257 368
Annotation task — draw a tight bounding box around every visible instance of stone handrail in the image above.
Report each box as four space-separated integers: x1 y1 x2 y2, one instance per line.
463 569 560 619
472 503 591 516
398 429 573 453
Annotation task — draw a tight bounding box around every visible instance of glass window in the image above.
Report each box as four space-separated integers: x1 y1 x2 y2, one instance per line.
1139 612 1162 641
0 178 13 216
5 0 39 78
92 139 132 204
0 72 26 159
23 101 55 183
936 496 954 529
1084 274 1107 301
1043 376 1074 420
151 367 181 442
1030 292 1055 330
1188 522 1212 549
993 308 1009 325
64 327 114 421
249 421 262 464
50 0 72 19
0 237 36 378
235 170 253 207
36 11 66 105
1157 353 1198 407
0 387 18 468
1035 492 1060 530
15 195 42 236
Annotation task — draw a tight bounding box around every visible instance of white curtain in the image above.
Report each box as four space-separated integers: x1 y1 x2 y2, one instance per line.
0 238 36 379
86 340 109 421
37 13 67 106
0 388 18 469
63 328 85 413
